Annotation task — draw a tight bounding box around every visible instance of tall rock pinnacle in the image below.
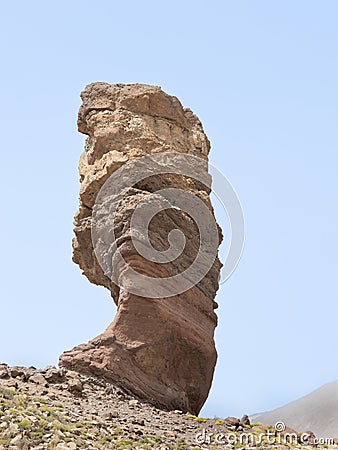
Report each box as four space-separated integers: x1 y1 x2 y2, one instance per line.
59 83 223 415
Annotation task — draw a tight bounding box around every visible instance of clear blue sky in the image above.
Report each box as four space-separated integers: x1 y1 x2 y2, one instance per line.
1 1 337 418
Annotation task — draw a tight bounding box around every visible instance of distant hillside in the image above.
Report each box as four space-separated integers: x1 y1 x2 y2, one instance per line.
252 380 338 438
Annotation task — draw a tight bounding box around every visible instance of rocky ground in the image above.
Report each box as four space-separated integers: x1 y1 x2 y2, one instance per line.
0 364 336 450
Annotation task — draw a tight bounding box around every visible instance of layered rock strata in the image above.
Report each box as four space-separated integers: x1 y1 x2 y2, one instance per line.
59 83 222 415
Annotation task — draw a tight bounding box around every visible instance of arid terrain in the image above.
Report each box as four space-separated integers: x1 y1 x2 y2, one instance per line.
1 363 337 450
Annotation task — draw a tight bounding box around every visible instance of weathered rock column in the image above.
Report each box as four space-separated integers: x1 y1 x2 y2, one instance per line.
59 83 222 415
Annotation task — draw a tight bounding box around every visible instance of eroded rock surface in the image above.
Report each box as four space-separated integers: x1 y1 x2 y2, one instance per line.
59 83 222 415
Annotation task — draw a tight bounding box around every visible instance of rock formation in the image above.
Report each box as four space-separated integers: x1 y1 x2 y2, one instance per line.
59 82 222 415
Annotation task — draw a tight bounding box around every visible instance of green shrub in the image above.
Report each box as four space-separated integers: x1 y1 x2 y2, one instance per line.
18 418 32 429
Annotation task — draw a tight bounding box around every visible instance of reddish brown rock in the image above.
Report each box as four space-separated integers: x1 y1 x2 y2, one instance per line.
224 417 240 428
240 414 251 426
59 83 222 415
